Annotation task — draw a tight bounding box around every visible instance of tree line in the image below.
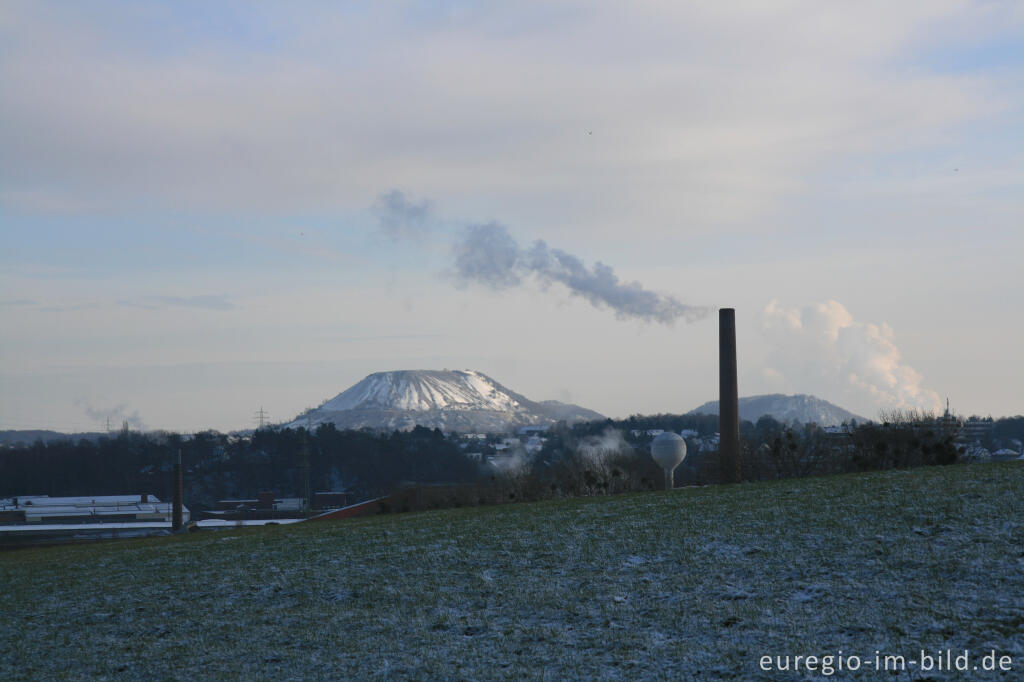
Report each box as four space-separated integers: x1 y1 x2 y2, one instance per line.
3 411 1019 515
0 424 478 512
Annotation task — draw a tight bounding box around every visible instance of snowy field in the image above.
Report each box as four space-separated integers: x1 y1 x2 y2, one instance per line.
2 462 1022 680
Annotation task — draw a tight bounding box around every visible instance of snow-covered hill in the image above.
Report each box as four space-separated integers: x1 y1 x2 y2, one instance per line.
688 393 867 427
284 369 604 433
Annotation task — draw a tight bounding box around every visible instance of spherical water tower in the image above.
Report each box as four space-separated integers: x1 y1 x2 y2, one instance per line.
650 432 687 490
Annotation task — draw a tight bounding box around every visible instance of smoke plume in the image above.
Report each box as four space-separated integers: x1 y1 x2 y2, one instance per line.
453 222 708 324
373 190 433 241
761 300 942 416
77 400 147 431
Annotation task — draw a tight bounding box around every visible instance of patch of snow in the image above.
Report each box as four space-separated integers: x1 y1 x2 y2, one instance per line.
195 519 304 528
320 370 523 413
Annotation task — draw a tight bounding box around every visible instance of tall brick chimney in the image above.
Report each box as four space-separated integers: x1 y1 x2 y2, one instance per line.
719 308 742 483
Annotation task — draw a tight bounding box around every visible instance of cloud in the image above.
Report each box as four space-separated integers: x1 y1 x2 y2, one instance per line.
149 295 236 311
0 2 1014 228
119 295 237 311
373 190 433 241
761 299 942 416
452 222 709 324
38 302 102 313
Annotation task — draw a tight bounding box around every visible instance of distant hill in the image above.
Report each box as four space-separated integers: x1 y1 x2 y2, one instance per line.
688 394 867 427
0 430 106 446
285 369 604 433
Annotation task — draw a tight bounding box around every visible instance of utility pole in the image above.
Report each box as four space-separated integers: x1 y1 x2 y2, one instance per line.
300 428 312 517
254 406 268 430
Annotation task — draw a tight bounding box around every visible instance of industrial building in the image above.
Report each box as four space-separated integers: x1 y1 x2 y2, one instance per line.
201 491 348 522
0 494 190 547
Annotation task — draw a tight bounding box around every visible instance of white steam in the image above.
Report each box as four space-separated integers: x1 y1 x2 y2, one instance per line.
761 300 942 416
577 429 632 467
452 222 709 325
489 441 532 475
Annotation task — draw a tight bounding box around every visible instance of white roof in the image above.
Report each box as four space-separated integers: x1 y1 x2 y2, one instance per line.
3 494 162 507
1 494 188 524
195 519 304 528
0 522 174 533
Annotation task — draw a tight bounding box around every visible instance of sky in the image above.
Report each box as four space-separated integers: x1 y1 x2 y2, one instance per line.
2 1 1023 433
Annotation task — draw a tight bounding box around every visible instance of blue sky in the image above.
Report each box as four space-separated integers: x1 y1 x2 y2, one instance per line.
2 1 1023 432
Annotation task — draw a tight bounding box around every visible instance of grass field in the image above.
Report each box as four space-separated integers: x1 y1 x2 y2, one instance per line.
2 462 1023 680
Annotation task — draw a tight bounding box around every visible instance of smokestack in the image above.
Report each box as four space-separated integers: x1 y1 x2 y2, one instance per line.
172 449 183 531
719 308 742 483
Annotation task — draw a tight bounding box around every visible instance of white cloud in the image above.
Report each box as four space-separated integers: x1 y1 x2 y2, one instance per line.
2 2 1022 431
0 1 1015 234
761 299 942 418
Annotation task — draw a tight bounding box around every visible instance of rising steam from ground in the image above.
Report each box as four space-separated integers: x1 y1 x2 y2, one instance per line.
577 428 633 468
761 300 942 416
489 441 532 475
452 222 709 325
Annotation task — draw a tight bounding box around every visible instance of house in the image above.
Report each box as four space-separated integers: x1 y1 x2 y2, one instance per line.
991 448 1022 462
959 418 995 445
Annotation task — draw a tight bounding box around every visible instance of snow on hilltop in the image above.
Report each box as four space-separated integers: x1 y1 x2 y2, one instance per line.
285 369 604 433
688 393 867 427
319 369 522 413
